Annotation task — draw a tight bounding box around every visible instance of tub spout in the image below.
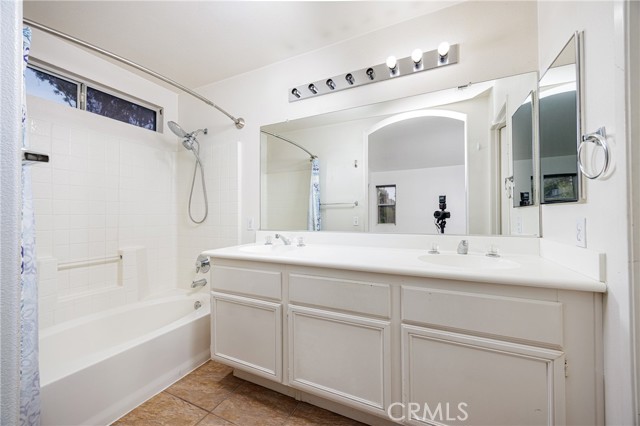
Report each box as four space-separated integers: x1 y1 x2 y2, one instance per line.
191 278 207 288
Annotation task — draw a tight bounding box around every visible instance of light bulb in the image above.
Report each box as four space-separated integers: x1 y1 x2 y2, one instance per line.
411 48 423 64
386 55 398 71
308 83 318 94
438 41 450 59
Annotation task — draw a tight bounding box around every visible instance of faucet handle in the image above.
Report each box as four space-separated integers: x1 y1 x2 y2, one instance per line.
297 236 305 247
457 240 468 254
265 235 273 245
486 244 500 258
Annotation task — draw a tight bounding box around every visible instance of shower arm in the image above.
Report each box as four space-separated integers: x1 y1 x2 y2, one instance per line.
260 130 317 161
23 18 245 130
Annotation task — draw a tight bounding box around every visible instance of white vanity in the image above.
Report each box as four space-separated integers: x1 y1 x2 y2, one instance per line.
202 233 605 426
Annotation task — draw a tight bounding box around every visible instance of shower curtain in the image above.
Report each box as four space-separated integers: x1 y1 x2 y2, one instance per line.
308 158 321 231
20 26 41 426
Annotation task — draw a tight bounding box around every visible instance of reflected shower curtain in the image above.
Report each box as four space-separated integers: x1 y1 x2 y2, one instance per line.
20 26 41 426
308 158 321 231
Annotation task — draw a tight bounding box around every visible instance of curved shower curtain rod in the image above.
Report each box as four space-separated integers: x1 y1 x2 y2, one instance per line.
261 130 317 160
23 18 245 129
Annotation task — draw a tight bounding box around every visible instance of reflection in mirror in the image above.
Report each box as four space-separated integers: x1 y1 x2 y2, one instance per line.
511 92 535 208
261 72 539 236
539 33 581 204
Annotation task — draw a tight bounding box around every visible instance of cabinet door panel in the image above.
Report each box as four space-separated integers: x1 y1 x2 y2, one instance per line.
288 305 391 415
402 325 565 426
211 292 282 381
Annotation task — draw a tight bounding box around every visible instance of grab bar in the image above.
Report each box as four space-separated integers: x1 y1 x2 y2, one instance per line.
58 255 121 271
320 201 358 208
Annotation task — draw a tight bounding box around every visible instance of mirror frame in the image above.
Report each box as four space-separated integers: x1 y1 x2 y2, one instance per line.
538 31 584 204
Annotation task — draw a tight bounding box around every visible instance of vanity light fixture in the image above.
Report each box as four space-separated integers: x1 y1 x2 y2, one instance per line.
326 79 336 90
289 42 459 102
366 67 376 80
345 73 355 85
438 41 450 64
411 48 424 70
386 56 398 75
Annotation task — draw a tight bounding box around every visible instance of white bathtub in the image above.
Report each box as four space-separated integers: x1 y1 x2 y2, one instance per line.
39 291 211 426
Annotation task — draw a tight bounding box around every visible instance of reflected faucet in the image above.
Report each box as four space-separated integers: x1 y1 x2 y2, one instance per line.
275 233 292 245
457 240 468 255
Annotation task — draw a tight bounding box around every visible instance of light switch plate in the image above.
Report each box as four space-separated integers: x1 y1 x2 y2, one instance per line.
576 217 586 247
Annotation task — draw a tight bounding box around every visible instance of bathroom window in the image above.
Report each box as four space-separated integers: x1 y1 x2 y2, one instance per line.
376 185 396 224
25 65 79 107
86 87 157 131
25 62 161 132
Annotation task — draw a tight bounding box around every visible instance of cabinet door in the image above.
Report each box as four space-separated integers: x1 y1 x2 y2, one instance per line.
288 305 391 416
402 325 565 426
211 292 282 381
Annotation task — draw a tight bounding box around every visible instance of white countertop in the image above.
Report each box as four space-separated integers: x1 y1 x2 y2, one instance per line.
202 243 606 293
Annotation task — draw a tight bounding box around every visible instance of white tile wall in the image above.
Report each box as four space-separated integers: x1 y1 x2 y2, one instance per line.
177 139 239 288
28 99 180 328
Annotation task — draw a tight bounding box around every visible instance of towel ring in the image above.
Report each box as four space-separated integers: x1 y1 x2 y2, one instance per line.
578 127 610 180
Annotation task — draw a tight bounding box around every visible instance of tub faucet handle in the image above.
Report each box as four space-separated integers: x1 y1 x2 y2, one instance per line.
195 254 210 274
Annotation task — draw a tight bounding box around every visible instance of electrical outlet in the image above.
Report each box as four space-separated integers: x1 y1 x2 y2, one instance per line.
516 216 523 234
576 217 586 247
353 216 359 226
247 217 255 230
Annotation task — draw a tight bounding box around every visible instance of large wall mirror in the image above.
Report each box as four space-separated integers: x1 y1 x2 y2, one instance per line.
538 33 582 204
261 71 540 236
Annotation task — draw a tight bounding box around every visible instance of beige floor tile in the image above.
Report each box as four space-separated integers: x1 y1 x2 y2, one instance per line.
212 382 298 426
284 403 367 426
195 413 235 426
113 391 207 426
166 362 244 411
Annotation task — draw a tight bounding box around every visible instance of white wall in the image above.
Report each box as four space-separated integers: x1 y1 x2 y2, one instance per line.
369 166 466 235
537 1 633 424
27 30 181 326
178 0 539 244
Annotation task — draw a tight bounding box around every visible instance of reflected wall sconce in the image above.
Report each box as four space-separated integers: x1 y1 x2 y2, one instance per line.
289 42 459 102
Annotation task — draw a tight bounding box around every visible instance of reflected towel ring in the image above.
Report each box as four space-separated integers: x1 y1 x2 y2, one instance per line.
578 127 609 180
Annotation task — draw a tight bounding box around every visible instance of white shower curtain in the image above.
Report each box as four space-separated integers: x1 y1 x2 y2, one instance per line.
308 158 321 231
19 26 41 426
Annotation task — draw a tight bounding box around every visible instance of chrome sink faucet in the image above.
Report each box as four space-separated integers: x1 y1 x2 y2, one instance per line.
457 240 468 255
275 233 292 245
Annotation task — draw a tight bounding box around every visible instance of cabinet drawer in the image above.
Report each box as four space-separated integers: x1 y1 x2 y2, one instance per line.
402 286 563 346
289 273 390 318
211 265 281 300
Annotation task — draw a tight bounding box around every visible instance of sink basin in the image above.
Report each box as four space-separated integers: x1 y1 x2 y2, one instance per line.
238 244 297 254
418 253 520 270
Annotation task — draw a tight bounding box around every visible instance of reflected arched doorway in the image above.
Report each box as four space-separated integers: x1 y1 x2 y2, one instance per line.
365 110 467 234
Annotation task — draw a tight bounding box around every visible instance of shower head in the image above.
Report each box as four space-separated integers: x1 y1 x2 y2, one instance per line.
168 121 188 138
167 120 208 151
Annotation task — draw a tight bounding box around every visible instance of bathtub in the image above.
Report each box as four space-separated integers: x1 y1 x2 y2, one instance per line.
39 290 211 426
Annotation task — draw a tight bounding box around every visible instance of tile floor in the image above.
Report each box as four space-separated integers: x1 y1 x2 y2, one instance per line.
113 360 366 426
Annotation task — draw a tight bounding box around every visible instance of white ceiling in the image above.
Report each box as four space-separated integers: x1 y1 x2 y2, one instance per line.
24 1 458 89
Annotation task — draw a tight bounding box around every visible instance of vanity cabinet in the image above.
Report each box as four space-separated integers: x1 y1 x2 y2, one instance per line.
209 263 283 381
287 272 392 415
401 286 566 425
208 258 603 426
